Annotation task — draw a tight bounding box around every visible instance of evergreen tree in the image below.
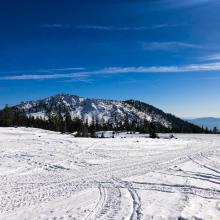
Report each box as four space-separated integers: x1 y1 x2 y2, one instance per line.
140 119 150 134
64 109 73 132
149 123 158 139
89 117 97 138
0 105 212 136
213 126 218 134
101 132 105 138
112 131 115 138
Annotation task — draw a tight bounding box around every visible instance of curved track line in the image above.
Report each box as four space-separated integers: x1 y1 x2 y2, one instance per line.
84 184 107 220
128 187 143 220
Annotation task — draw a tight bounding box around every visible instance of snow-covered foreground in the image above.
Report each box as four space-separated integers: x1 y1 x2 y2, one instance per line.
0 128 220 220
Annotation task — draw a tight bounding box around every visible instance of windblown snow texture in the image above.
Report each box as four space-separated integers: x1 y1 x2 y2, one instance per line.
0 127 220 219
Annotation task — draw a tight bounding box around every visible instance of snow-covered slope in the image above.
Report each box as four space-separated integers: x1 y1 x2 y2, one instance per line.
0 127 220 219
14 94 198 130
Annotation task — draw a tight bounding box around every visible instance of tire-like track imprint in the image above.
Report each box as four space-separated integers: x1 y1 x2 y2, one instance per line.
128 187 142 220
1 128 220 219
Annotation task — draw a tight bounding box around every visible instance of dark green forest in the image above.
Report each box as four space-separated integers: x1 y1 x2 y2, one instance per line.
0 105 214 137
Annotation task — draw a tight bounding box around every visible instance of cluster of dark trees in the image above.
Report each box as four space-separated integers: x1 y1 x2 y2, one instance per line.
0 105 215 138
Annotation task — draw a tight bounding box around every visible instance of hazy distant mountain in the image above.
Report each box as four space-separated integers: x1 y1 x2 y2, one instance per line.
187 117 220 130
13 93 202 132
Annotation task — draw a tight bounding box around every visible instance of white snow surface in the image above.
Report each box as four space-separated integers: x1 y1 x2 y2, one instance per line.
0 127 220 220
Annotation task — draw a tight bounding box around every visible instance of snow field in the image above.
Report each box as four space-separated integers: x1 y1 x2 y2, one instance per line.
0 128 220 219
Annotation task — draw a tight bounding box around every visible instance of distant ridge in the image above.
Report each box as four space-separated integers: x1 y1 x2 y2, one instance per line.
187 117 220 130
11 93 203 133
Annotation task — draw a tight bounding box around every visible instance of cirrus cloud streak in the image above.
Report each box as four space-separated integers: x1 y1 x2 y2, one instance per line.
1 62 220 81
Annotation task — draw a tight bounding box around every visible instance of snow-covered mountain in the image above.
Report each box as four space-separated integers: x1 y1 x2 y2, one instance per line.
14 93 199 130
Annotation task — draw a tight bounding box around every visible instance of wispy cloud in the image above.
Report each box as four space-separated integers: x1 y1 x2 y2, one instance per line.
143 41 203 51
0 73 88 80
155 0 217 9
202 54 220 61
39 23 185 31
1 62 220 81
102 62 220 73
75 24 185 31
46 67 85 71
61 78 93 83
175 0 216 7
39 24 71 29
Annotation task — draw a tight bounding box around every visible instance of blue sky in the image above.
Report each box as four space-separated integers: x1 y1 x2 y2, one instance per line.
0 0 220 117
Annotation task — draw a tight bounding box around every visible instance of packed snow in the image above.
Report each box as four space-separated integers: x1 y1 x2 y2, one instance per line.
0 127 220 220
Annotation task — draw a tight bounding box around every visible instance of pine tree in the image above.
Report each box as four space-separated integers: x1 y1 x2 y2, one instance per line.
149 123 158 139
64 109 73 133
140 119 150 134
0 105 14 126
101 132 105 138
112 131 115 138
213 126 218 134
89 117 96 138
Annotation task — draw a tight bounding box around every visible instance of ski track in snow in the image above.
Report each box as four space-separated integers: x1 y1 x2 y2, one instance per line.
0 128 220 219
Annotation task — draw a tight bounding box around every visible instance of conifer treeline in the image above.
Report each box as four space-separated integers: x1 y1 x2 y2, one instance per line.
0 106 213 136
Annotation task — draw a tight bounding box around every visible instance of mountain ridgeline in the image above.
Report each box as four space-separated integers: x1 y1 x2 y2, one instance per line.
0 94 208 135
187 117 220 131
